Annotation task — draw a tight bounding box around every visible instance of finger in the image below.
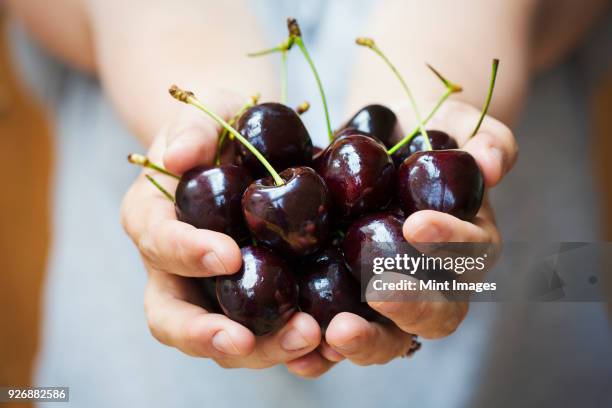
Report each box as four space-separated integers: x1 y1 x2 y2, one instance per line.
144 218 243 277
325 312 414 365
403 204 500 245
368 292 468 339
462 126 518 188
230 312 321 369
164 96 242 174
122 164 242 278
285 351 337 379
318 339 345 362
144 270 255 358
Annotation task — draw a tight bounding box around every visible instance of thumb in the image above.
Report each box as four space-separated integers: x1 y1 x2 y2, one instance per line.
163 105 221 175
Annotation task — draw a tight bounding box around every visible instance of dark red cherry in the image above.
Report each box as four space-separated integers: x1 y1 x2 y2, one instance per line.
317 135 395 221
343 212 409 281
235 103 313 177
343 104 400 147
297 247 382 329
216 246 298 336
391 130 458 165
397 150 484 220
242 167 330 257
175 164 252 243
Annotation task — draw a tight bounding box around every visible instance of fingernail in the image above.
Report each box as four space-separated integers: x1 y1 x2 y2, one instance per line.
415 224 442 243
212 331 240 355
202 252 226 274
334 337 361 353
321 346 345 362
490 146 504 169
166 130 199 158
281 329 310 351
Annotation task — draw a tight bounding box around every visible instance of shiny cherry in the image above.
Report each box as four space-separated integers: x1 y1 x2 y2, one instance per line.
175 164 252 243
216 246 298 336
343 212 409 281
317 135 395 221
392 130 458 165
242 167 330 257
342 104 400 147
297 247 381 329
235 103 313 177
397 150 484 220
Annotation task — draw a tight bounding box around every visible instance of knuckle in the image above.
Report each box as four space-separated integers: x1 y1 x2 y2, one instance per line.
138 231 158 264
180 317 208 357
256 344 276 368
397 300 429 329
214 358 237 369
145 307 168 347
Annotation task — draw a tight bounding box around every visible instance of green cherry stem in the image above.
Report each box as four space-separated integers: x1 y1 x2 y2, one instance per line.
127 153 180 179
280 49 288 104
387 64 462 155
248 38 293 105
470 58 500 138
288 18 333 142
356 37 431 150
169 85 284 186
215 94 260 166
145 175 176 203
246 43 289 57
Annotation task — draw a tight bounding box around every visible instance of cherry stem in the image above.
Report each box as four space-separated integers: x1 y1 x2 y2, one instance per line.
247 43 289 57
169 85 284 186
215 94 260 166
470 59 499 138
295 101 310 115
387 64 462 155
356 37 431 150
127 153 180 179
280 50 288 104
248 39 293 105
288 18 333 142
146 175 175 204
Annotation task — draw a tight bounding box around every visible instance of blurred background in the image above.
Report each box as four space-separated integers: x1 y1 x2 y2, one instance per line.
0 2 611 408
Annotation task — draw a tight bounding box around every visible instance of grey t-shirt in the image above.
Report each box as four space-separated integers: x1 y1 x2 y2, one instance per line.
9 2 612 407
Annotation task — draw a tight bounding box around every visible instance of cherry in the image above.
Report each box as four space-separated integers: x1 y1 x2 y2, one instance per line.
242 167 330 257
397 150 484 220
216 246 298 336
297 247 381 329
175 164 253 243
395 59 499 221
127 155 253 243
235 103 313 177
391 130 458 165
342 104 399 147
317 134 395 221
342 212 409 281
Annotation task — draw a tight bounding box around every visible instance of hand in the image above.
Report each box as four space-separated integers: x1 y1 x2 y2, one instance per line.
287 99 517 376
120 95 322 368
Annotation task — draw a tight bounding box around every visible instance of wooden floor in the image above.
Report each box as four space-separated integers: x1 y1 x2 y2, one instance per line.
0 12 610 408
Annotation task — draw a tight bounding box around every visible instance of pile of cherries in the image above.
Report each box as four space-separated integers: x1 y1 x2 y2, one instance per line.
129 19 499 341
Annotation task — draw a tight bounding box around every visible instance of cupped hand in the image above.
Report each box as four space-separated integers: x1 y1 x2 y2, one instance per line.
121 97 321 369
290 99 517 376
